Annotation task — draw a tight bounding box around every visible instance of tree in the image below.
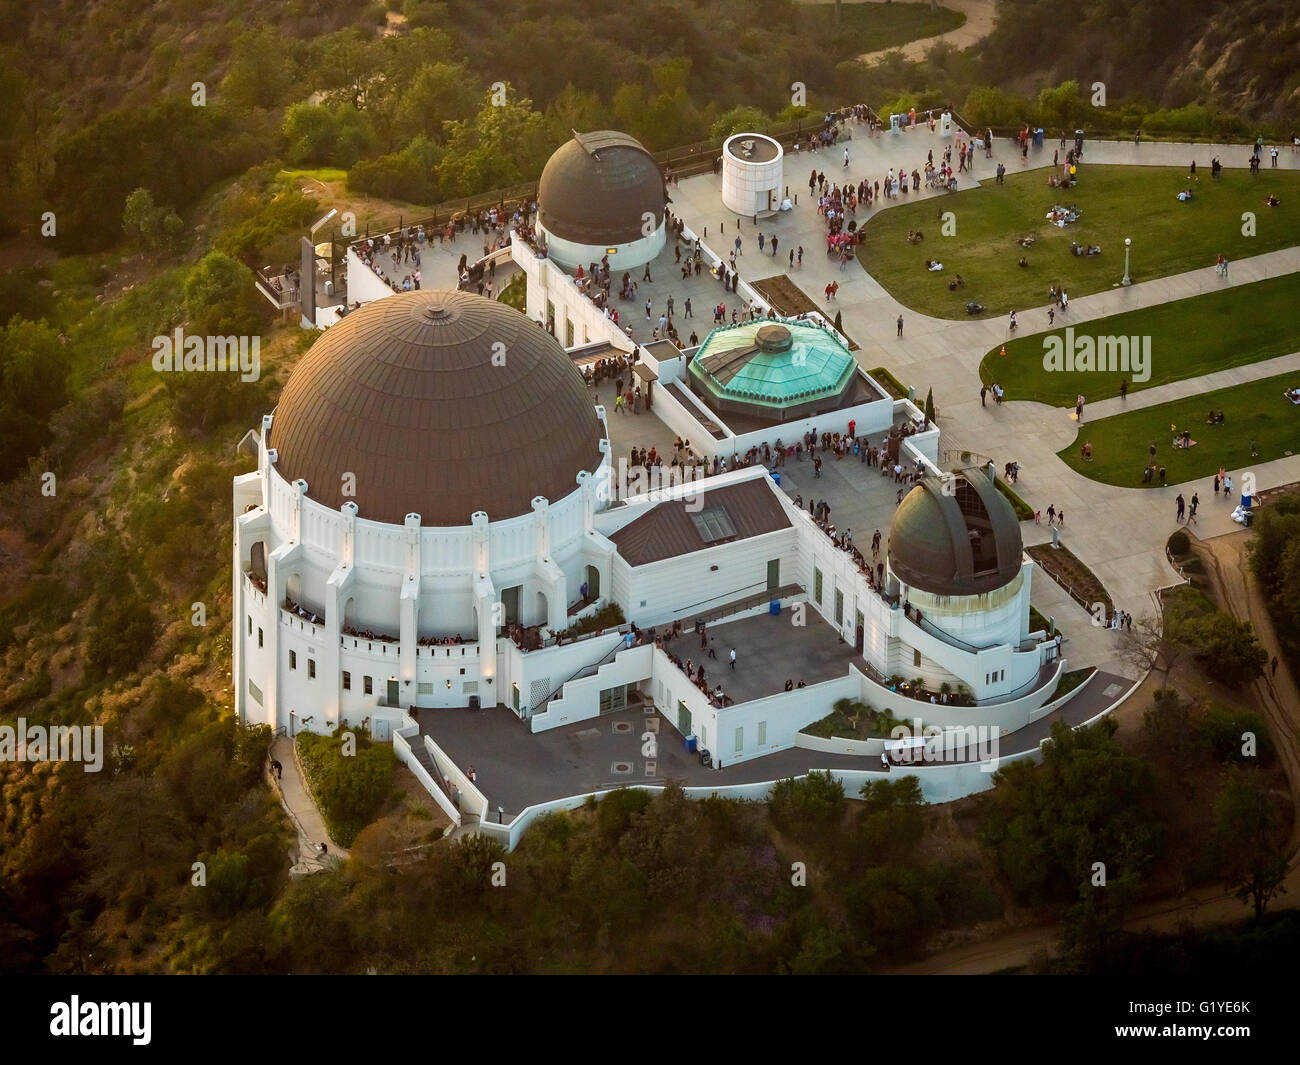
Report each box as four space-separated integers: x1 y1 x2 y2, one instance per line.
923 387 935 426
859 777 925 859
122 188 184 251
1121 612 1188 688
1185 614 1267 687
183 251 263 338
0 316 68 478
436 90 556 198
769 770 845 834
1213 766 1289 919
710 106 770 142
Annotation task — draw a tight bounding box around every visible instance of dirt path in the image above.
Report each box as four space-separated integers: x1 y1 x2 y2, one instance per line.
1196 528 1300 850
819 0 999 64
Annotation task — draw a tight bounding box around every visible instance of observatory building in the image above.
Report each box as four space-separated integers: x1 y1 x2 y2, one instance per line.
536 130 667 272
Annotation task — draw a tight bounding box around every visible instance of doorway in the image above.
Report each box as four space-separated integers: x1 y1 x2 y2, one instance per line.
501 585 521 626
855 609 865 653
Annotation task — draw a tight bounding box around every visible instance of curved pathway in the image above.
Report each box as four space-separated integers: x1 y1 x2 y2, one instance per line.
794 0 998 64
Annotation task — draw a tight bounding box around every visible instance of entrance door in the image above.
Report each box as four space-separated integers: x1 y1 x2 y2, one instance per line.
502 585 521 626
677 700 692 737
585 564 600 600
855 610 865 652
599 685 627 715
766 559 780 592
386 678 399 706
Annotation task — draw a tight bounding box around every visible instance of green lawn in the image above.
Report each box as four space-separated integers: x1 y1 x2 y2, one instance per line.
801 3 964 54
858 165 1300 319
978 273 1300 405
1057 372 1300 488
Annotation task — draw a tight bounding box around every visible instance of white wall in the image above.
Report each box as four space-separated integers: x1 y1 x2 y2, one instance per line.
529 643 654 731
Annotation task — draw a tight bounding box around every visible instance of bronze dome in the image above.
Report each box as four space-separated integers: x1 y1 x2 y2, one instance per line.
538 130 666 245
269 291 605 526
887 469 1023 596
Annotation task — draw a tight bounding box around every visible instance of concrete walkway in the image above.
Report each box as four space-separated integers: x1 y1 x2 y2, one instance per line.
270 734 349 874
663 133 1300 634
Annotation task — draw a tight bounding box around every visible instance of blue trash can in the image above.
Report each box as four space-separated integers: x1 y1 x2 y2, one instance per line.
686 736 697 753
771 470 781 486
1034 129 1044 148
769 600 781 616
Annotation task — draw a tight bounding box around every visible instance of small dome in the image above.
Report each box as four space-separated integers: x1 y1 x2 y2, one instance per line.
269 291 604 527
538 130 666 245
888 470 1023 596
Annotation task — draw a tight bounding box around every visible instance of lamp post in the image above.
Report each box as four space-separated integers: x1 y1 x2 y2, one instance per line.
1122 237 1132 286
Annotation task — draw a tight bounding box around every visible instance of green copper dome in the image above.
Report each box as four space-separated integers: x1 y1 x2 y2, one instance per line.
688 319 856 420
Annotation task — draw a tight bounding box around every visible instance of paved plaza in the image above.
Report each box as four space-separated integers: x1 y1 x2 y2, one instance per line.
419 667 1132 818
661 609 864 704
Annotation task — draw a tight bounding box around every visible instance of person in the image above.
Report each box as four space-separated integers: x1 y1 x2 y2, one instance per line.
1081 440 1092 461
1009 310 1017 331
1120 379 1128 400
1224 474 1232 498
729 648 737 670
271 759 282 780
897 315 904 337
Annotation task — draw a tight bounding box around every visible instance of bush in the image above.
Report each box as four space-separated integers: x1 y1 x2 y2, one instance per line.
769 770 844 833
597 787 651 841
1199 703 1274 765
1168 529 1190 556
296 728 396 847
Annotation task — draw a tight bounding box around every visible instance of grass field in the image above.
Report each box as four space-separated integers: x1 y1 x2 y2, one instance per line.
1056 371 1300 487
978 273 1300 405
858 165 1300 318
799 3 964 54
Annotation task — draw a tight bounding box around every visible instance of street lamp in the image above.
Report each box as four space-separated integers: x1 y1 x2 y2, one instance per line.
1122 237 1132 286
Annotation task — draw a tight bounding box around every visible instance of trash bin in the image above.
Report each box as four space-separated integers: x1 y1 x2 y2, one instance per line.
769 600 781 616
770 470 781 486
1033 128 1044 148
890 113 902 135
686 735 697 754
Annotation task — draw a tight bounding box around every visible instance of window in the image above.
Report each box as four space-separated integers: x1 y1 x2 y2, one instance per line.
247 615 252 635
757 721 767 746
734 726 744 753
308 658 316 679
814 568 823 605
289 650 297 670
343 671 351 691
565 316 574 347
363 676 373 695
257 627 263 648
689 505 737 543
914 648 922 668
834 588 844 626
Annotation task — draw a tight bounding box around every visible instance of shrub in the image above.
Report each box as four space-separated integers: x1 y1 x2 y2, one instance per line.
597 787 651 841
769 770 844 833
1199 703 1274 765
296 728 396 846
1168 529 1190 556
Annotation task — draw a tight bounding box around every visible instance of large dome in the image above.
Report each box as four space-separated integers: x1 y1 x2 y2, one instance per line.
538 130 666 245
887 470 1023 596
269 290 605 527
